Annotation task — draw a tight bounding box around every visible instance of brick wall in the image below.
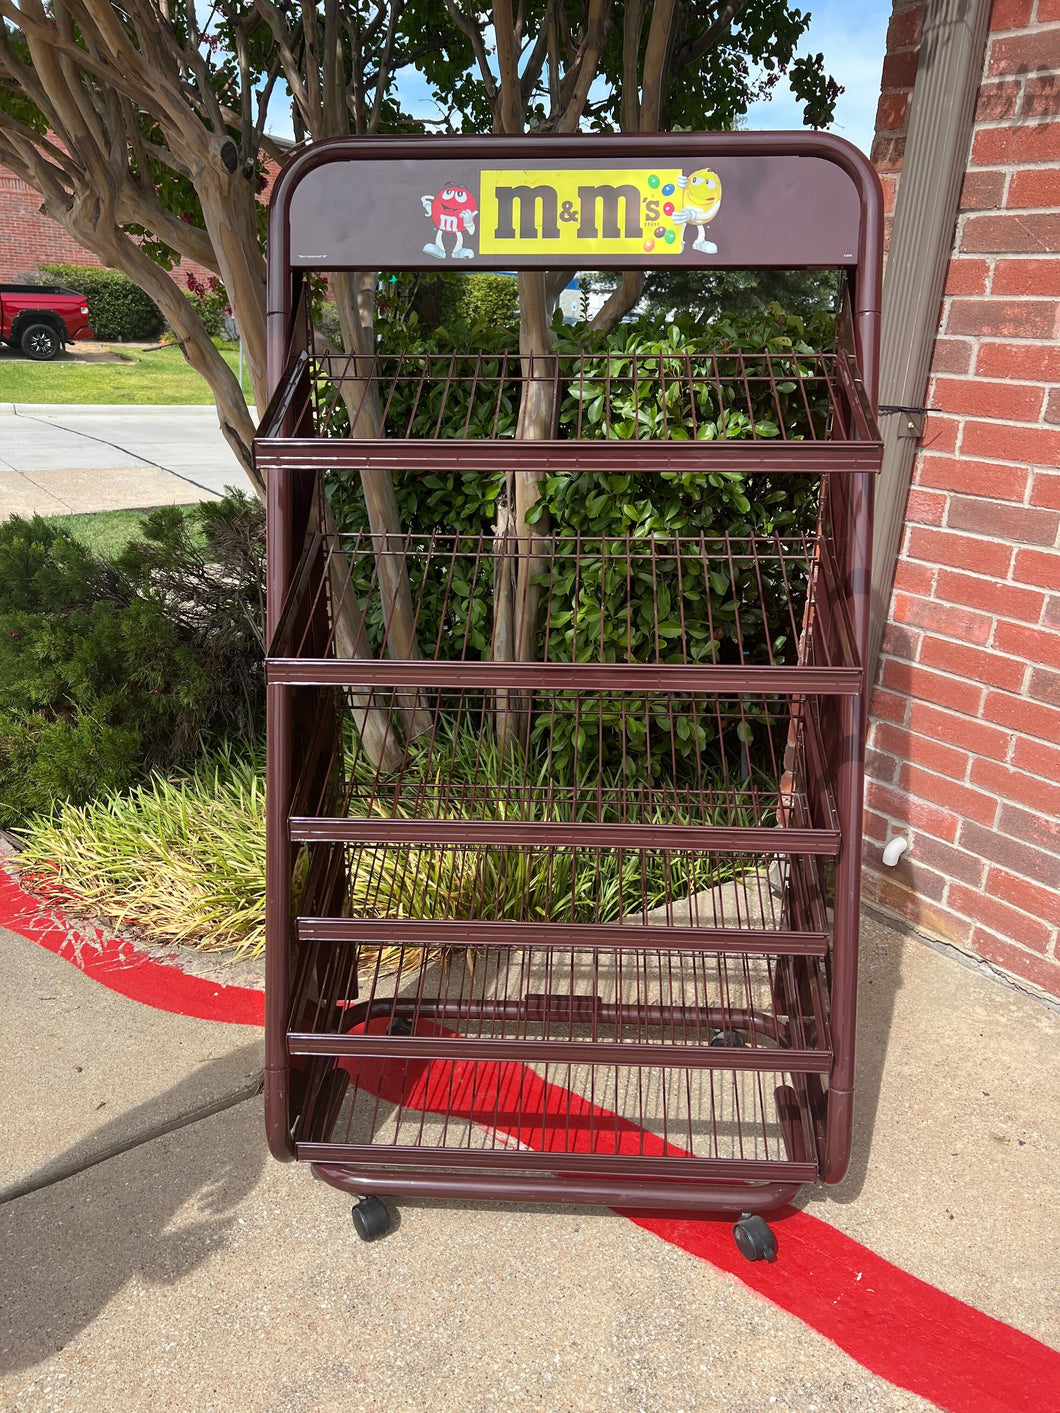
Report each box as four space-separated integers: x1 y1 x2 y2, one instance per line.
0 157 279 297
865 0 1060 999
0 171 107 283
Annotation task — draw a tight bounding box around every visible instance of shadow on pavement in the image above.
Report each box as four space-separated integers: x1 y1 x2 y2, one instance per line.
0 1044 266 1377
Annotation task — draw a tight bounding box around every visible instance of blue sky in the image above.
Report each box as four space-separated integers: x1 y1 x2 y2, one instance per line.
743 0 891 154
269 2 891 156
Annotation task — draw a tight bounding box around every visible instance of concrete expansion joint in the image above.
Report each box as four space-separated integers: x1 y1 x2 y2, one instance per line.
0 1071 264 1208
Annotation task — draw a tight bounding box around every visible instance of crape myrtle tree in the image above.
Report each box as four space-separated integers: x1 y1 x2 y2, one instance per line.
0 0 838 758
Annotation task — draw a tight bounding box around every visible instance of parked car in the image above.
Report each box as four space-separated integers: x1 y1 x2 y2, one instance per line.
0 283 94 360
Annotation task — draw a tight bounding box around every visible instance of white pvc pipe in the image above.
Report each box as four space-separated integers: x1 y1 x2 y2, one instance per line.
882 836 910 867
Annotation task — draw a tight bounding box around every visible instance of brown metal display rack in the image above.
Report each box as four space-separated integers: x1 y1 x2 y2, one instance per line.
257 133 882 1259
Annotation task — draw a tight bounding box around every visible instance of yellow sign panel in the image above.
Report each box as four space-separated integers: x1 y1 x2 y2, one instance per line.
478 167 722 258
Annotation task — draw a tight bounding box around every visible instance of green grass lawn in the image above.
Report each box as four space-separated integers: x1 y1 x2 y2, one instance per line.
46 505 201 556
0 341 253 405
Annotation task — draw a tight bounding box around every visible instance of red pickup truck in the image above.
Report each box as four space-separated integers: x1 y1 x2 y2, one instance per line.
0 283 94 360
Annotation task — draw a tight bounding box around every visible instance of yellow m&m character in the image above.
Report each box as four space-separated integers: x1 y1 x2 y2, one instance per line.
672 168 722 254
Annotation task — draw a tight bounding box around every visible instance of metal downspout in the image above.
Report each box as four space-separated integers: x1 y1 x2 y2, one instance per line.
869 0 993 677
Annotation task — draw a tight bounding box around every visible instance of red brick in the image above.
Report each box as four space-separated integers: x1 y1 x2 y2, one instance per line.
866 782 960 843
918 454 1029 501
976 79 1022 121
945 294 1057 335
869 686 910 725
989 28 1060 75
975 340 1060 380
930 377 1044 422
876 721 971 780
893 592 993 643
1038 0 1060 19
905 526 1013 578
1006 168 1060 210
988 0 1033 26
935 568 1044 622
1013 546 1060 590
879 172 899 216
880 621 922 661
1027 664 1060 707
998 802 1060 854
1044 595 1060 630
875 91 910 133
993 619 1060 670
865 747 899 785
1046 391 1060 424
905 834 988 889
991 258 1060 297
989 864 1060 932
959 420 1060 466
971 758 1060 819
1012 732 1060 779
950 884 1054 951
919 412 960 455
958 170 1005 212
872 133 907 172
919 636 1026 690
863 808 890 843
971 932 1060 998
880 888 975 947
972 123 1060 166
881 660 985 714
1029 472 1060 508
882 48 920 90
929 338 974 374
903 488 948 526
906 699 1012 758
1021 73 1060 118
958 820 1060 890
943 259 990 296
983 689 1060 742
946 494 1060 546
891 558 935 595
887 4 922 47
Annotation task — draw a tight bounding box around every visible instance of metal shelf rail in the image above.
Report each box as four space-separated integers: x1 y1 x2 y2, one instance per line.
257 132 882 1259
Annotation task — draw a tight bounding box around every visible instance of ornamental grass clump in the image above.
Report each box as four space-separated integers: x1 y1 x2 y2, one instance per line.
17 749 268 958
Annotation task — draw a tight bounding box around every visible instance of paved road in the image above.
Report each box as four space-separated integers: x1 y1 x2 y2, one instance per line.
0 404 253 517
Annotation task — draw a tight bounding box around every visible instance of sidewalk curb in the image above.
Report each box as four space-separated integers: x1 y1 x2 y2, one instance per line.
0 403 243 416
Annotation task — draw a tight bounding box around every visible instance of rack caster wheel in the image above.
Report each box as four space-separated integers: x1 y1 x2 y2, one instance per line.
352 1196 390 1242
710 1028 746 1047
389 1016 413 1036
733 1213 777 1262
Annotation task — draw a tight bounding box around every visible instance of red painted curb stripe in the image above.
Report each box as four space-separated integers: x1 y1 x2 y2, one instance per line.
343 1020 1060 1413
0 870 265 1026
5 872 1057 1410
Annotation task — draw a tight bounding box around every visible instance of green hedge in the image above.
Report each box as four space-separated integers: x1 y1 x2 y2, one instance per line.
0 494 265 827
37 264 165 342
437 272 519 332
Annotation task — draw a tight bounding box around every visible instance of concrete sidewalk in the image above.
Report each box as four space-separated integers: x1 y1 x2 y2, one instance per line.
0 405 251 518
1 907 1057 1412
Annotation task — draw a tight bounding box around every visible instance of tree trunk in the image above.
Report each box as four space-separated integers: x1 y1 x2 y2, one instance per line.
330 271 431 741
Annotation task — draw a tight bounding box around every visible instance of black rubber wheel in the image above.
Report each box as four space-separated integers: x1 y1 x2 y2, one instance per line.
20 322 62 361
389 1016 413 1036
733 1213 777 1262
351 1196 390 1242
710 1028 746 1047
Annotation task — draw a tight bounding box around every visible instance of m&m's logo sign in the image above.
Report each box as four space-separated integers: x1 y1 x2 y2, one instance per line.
477 168 722 258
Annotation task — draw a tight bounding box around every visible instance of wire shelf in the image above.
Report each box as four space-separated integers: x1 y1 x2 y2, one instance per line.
298 348 876 446
288 690 833 841
270 531 860 676
293 844 829 940
294 1054 817 1180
